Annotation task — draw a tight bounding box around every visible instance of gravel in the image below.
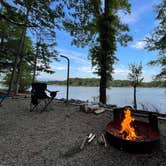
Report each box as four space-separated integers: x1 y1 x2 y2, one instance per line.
0 97 166 166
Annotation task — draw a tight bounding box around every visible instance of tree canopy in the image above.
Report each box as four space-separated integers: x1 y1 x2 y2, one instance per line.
0 0 65 93
145 0 166 80
63 0 132 103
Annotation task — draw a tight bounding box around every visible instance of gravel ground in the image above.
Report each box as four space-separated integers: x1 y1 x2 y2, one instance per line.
0 97 166 166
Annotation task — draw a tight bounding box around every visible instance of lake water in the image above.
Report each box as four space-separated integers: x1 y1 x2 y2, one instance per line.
47 85 166 114
1 84 165 114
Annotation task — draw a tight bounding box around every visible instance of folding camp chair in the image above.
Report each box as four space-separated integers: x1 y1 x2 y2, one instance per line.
30 82 59 112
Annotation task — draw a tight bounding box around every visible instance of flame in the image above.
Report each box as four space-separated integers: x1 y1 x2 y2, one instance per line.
120 108 137 140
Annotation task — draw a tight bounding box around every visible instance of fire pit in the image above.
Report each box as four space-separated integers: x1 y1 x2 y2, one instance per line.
106 107 160 153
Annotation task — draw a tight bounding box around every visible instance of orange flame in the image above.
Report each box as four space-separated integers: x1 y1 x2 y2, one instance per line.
120 108 137 140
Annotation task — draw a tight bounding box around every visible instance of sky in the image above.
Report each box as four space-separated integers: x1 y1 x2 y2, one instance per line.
37 0 161 82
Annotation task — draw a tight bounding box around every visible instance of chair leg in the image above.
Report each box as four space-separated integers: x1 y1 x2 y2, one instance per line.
41 98 53 112
30 103 38 112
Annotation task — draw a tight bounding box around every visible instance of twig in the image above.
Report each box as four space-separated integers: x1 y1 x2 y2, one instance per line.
88 134 96 143
80 136 88 150
102 134 107 147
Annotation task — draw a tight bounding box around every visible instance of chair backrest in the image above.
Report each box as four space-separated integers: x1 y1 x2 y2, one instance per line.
32 83 47 92
31 83 47 98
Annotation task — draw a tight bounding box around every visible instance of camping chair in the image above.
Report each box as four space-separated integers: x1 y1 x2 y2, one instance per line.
30 82 59 112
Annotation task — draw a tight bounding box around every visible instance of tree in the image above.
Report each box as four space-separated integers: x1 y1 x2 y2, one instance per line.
145 0 166 81
1 0 64 94
3 62 33 92
31 31 58 82
128 63 144 110
0 8 58 92
63 0 132 104
0 13 33 74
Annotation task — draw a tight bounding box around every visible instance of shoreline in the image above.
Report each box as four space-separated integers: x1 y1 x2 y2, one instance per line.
1 91 166 117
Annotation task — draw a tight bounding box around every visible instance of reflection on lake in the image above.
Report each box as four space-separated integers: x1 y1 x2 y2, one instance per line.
47 85 166 114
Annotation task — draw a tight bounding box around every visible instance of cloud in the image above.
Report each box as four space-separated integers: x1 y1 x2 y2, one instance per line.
130 41 146 49
58 48 91 65
77 66 97 73
55 66 66 70
114 68 129 74
119 4 152 24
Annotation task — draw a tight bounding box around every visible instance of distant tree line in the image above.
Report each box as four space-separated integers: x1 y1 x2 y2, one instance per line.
46 78 166 88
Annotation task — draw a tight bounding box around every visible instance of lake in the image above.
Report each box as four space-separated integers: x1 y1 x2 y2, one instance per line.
47 85 166 114
1 84 165 114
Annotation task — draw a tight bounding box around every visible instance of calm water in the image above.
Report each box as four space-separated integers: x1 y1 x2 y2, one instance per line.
1 84 165 113
47 85 166 114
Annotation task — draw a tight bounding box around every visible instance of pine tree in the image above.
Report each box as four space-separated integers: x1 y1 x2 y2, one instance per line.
1 0 65 94
63 0 132 104
145 0 166 80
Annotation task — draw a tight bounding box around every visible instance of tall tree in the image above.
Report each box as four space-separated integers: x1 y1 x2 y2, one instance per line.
63 0 132 104
128 63 144 110
1 0 64 94
145 0 166 81
31 33 58 82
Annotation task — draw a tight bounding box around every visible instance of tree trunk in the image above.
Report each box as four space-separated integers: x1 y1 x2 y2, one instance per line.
15 53 24 93
133 86 137 110
32 42 39 83
13 8 30 94
99 0 109 104
99 67 107 104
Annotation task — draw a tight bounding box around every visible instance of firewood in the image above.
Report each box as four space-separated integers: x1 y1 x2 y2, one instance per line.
102 134 107 147
80 136 88 150
88 133 93 139
97 135 104 145
88 134 96 143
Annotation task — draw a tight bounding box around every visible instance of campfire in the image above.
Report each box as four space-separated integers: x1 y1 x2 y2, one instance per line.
120 108 139 141
106 107 160 153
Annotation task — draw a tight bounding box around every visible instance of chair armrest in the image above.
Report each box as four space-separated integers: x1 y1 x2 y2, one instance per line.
50 91 59 98
46 89 51 93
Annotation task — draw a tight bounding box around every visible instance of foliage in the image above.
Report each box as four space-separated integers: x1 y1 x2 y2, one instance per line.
3 63 33 92
63 0 132 103
128 63 144 87
128 63 144 110
46 77 165 88
145 0 166 80
0 0 64 93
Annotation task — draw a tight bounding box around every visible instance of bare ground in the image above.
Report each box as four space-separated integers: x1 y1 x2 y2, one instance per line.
0 97 166 166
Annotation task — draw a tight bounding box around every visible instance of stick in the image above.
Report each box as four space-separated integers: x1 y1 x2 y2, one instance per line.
88 133 93 139
88 134 96 143
102 134 107 147
80 136 88 150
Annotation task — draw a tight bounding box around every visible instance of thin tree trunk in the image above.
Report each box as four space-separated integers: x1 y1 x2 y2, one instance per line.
15 53 24 93
32 42 39 83
133 86 137 110
14 8 30 94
